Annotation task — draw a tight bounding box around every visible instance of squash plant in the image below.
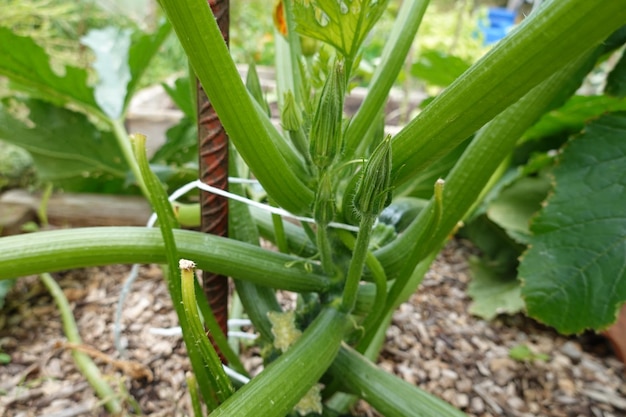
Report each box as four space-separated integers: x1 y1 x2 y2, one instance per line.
1 0 626 415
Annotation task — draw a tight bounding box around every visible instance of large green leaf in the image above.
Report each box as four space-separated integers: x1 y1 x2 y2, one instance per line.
520 112 626 334
81 27 133 119
522 95 626 142
487 174 552 244
81 23 171 119
468 257 524 321
0 27 99 114
293 0 389 61
0 98 127 185
461 214 525 320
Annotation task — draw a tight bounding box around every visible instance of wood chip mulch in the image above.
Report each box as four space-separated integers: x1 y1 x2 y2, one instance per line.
1 239 625 417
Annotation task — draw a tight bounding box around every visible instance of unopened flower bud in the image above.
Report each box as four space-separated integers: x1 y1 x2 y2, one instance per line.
309 61 345 170
353 135 393 217
282 91 311 163
281 91 303 131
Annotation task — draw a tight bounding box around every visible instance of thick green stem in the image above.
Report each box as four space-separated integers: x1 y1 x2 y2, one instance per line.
187 373 203 417
229 153 283 343
356 249 438 356
329 345 467 417
341 214 376 313
314 171 338 275
210 307 347 417
0 227 330 293
158 0 313 214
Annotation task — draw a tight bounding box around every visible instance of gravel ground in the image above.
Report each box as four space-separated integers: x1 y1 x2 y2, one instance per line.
1 239 625 416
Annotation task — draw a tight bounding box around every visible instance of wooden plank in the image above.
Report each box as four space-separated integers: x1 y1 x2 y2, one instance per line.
0 190 153 229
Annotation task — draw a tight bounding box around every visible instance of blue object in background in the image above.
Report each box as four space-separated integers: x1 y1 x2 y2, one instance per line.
479 7 517 45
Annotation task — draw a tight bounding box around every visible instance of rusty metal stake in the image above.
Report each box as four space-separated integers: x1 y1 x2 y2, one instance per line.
197 0 230 362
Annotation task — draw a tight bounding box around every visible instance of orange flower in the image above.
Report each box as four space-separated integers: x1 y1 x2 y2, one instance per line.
273 0 288 36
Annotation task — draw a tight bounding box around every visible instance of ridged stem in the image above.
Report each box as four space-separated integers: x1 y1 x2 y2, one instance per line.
329 345 467 417
180 260 234 402
341 214 376 313
0 227 331 293
210 307 347 417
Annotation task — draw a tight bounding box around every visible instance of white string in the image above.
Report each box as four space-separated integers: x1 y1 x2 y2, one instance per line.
223 365 251 384
163 179 360 232
227 331 258 340
228 318 252 327
149 326 258 340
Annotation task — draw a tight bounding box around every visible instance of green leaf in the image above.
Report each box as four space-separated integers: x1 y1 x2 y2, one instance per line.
410 49 471 87
150 117 197 165
523 95 626 142
81 27 133 119
0 98 127 186
162 76 195 119
486 174 551 244
520 112 626 334
467 257 524 321
0 27 99 114
293 0 389 61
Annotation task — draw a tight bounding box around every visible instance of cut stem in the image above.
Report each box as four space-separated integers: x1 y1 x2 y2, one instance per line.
180 259 235 403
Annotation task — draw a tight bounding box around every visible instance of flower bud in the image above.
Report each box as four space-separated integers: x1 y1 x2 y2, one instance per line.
352 135 393 217
309 61 345 170
281 91 303 131
282 91 311 164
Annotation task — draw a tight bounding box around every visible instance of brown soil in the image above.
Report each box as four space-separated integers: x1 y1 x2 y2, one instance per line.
1 240 625 417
